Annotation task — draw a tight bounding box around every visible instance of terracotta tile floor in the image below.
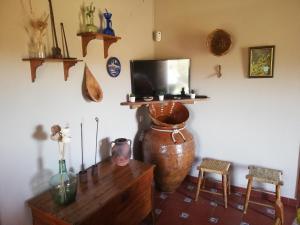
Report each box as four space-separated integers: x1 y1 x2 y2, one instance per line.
142 180 297 225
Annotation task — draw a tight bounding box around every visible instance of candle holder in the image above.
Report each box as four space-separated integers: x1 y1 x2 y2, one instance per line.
91 164 98 176
91 117 100 177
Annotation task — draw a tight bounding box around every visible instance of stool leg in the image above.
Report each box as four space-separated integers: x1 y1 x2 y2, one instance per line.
201 172 206 189
227 173 231 195
275 185 284 225
195 169 203 201
222 174 228 208
243 178 253 214
274 218 281 225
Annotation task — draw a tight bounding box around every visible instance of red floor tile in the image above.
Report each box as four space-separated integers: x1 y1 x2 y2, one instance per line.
284 206 297 225
212 204 243 225
141 181 296 225
155 197 190 225
242 209 274 225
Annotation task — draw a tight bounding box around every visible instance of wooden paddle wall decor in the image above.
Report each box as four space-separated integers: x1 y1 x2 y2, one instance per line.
82 64 103 102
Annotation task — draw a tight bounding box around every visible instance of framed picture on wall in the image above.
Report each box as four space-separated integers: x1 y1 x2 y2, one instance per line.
248 45 275 78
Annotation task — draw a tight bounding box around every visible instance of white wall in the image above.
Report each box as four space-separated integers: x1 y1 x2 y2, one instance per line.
0 0 154 224
1 0 300 224
154 0 300 198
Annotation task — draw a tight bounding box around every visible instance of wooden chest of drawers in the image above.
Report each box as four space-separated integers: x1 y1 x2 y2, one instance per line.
27 159 155 225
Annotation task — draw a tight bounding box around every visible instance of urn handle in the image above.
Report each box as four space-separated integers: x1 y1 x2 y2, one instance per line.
111 141 116 148
127 139 132 149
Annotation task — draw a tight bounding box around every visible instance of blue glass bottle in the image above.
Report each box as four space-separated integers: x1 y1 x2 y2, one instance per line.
103 12 115 36
49 160 77 205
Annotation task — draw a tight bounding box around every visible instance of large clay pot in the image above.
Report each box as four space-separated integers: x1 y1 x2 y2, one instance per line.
143 102 195 192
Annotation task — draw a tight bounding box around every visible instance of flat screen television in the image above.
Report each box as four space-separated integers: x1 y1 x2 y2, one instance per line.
130 59 190 98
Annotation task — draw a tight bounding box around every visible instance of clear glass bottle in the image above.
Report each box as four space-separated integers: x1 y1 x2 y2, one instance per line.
49 160 77 205
36 41 46 58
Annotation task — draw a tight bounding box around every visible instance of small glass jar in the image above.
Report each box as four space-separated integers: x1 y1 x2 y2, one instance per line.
36 42 46 58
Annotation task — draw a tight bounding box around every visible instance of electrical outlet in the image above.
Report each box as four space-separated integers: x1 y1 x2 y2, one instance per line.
153 31 162 42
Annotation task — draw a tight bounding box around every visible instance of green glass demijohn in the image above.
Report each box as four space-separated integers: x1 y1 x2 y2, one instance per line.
49 159 77 205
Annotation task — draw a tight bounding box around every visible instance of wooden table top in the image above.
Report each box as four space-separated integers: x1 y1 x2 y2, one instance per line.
27 159 154 224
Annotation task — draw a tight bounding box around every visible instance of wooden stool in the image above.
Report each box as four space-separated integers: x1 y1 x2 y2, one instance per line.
243 166 284 225
195 158 231 208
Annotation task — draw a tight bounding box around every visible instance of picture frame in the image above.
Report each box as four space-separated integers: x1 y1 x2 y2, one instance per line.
248 45 275 78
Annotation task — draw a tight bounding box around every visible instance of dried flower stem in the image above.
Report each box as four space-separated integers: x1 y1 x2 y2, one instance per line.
58 142 65 160
21 0 49 53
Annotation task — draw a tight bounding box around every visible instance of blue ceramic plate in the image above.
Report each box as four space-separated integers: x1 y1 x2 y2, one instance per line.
106 57 121 77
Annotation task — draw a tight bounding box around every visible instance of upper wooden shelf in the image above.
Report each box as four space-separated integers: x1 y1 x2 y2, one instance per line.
22 58 83 82
120 97 209 109
77 32 121 58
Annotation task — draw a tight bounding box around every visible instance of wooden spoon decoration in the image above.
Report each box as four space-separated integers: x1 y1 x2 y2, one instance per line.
83 64 103 102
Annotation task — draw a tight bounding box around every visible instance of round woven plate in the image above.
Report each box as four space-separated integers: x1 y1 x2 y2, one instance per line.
207 29 232 56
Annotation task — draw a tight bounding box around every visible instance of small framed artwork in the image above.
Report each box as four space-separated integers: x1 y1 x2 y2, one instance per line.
106 57 121 78
248 45 275 78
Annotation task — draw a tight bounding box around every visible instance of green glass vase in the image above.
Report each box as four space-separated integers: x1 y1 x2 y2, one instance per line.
49 160 77 205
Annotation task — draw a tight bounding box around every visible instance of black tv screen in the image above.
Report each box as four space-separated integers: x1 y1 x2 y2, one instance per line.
130 59 190 97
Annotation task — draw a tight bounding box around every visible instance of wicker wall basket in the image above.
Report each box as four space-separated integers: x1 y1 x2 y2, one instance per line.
207 29 232 56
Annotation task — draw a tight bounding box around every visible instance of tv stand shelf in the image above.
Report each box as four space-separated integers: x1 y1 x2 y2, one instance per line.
120 97 209 109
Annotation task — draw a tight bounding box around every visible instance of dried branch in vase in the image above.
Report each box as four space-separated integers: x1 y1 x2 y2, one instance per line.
21 0 49 58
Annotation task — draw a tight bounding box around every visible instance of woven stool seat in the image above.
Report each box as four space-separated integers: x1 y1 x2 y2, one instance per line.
247 166 283 185
198 158 231 174
195 158 231 208
243 165 284 225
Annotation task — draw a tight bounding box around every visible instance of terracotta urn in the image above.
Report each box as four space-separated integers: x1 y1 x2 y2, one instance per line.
143 102 195 192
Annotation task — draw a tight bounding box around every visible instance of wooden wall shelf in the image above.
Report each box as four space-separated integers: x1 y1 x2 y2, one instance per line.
120 97 209 109
22 58 83 82
77 32 121 58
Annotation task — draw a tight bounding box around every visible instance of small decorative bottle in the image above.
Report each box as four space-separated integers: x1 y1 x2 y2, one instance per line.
103 10 115 36
49 159 77 205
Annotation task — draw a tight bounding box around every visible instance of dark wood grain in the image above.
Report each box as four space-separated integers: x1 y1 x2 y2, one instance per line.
28 159 155 225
